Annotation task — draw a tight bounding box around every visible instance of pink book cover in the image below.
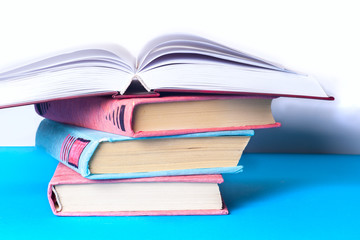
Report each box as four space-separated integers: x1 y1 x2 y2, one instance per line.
0 90 334 110
48 163 229 216
154 89 334 101
35 95 281 138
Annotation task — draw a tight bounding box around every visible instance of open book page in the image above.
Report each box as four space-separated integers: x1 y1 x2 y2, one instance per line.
0 44 136 79
138 63 329 98
136 34 290 73
0 67 128 108
135 34 330 99
0 44 136 108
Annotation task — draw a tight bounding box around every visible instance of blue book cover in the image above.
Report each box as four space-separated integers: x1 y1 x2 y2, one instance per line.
36 119 254 179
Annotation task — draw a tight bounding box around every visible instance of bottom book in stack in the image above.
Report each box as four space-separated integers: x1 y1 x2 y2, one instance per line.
49 163 228 216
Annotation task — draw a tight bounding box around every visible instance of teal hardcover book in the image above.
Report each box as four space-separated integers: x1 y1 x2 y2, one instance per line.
36 119 254 179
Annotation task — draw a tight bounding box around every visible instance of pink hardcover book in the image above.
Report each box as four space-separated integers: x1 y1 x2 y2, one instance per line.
35 95 280 138
48 163 229 216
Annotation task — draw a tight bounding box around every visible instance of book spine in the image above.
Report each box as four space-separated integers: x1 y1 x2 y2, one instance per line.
35 97 135 137
36 120 100 177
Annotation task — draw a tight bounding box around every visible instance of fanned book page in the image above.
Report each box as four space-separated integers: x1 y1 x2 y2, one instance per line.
0 34 332 108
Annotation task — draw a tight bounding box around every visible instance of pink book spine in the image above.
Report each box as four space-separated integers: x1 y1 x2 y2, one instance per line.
35 95 280 138
35 96 136 137
48 163 228 216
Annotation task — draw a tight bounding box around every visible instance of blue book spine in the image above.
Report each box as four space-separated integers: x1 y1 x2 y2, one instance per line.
36 119 254 179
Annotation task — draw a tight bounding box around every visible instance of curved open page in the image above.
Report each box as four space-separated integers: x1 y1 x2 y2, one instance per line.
137 34 289 73
0 44 136 108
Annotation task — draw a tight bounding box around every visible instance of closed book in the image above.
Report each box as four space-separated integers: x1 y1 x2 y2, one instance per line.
36 119 253 179
48 163 228 216
35 95 280 138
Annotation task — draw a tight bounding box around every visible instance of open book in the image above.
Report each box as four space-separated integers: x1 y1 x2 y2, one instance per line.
0 34 332 108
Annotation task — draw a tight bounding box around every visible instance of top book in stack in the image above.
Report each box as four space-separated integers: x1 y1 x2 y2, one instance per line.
35 95 279 137
0 34 332 109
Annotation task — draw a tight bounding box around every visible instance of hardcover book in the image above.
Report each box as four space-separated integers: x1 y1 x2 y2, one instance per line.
36 119 253 179
35 95 280 137
0 34 332 108
48 163 228 216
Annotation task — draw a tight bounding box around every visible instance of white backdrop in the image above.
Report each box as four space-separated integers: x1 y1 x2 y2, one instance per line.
0 0 359 154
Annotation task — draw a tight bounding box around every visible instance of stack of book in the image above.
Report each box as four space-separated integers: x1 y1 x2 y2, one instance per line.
0 34 332 216
35 95 277 216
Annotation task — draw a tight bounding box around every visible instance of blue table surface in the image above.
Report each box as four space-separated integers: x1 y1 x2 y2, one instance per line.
1 147 360 239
